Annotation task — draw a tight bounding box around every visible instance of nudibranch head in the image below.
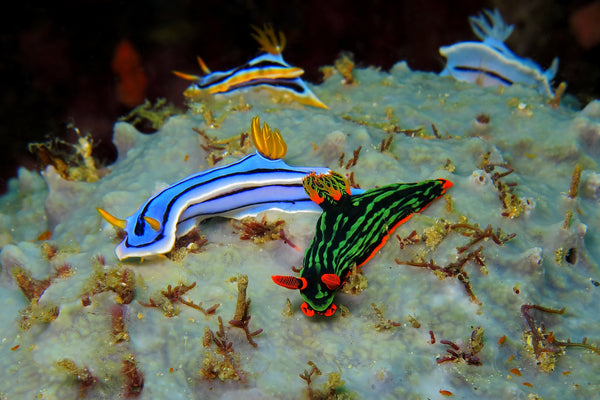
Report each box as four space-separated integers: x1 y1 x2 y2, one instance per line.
271 273 339 317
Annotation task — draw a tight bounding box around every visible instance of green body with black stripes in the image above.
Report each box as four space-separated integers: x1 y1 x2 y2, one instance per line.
298 176 451 316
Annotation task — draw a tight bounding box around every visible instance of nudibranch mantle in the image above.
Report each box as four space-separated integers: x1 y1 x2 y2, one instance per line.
272 172 453 317
439 9 558 97
99 117 362 260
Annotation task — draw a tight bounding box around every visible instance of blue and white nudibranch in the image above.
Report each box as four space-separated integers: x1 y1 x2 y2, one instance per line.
173 25 328 109
439 9 559 97
98 116 361 260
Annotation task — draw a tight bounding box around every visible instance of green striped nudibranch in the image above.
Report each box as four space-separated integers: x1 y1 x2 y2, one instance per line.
272 171 453 317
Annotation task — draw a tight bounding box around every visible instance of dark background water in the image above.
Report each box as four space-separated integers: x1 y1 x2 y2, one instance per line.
1 0 598 194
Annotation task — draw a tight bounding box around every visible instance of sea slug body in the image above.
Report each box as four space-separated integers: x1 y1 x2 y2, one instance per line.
272 171 453 317
173 25 327 108
98 117 361 260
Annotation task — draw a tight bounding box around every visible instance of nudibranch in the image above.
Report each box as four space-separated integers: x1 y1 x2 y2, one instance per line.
98 116 361 260
272 171 453 317
173 25 328 109
439 9 559 97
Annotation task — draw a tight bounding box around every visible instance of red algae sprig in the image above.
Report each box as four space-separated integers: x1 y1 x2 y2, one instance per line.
379 133 394 153
396 219 515 305
82 266 136 306
232 215 300 251
299 361 322 399
521 304 599 372
228 274 263 347
567 164 583 199
299 360 349 400
549 81 568 109
337 145 362 170
397 247 487 305
56 359 98 398
437 326 485 366
451 223 516 254
138 282 219 318
122 354 144 398
110 304 130 343
478 151 526 218
11 266 61 330
192 126 252 166
29 125 102 182
396 230 421 249
12 267 51 302
165 227 208 261
371 303 401 331
201 316 246 382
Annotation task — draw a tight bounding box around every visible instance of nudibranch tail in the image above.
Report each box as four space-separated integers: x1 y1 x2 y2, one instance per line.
250 115 287 160
282 80 329 109
97 208 126 229
303 171 351 207
251 24 286 55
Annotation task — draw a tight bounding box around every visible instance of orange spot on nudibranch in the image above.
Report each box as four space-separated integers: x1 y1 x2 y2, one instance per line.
498 335 506 345
439 389 454 396
323 304 337 316
321 273 341 290
271 275 307 290
301 302 315 317
441 178 453 191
